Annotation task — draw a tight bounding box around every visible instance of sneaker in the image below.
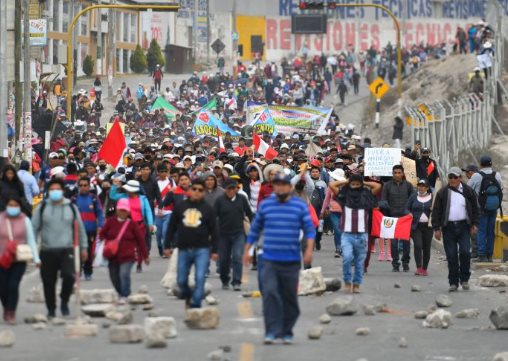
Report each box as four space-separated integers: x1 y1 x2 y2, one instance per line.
343 282 352 293
282 335 294 345
84 274 92 281
403 265 410 272
421 269 429 276
386 256 393 262
392 267 400 272
334 251 340 258
116 297 127 305
377 253 385 261
61 303 70 317
221 284 230 290
448 284 458 292
264 335 277 345
315 242 321 251
47 310 56 320
233 284 242 292
474 256 488 263
461 282 470 291
250 265 258 271
4 311 16 325
415 268 423 276
352 284 360 294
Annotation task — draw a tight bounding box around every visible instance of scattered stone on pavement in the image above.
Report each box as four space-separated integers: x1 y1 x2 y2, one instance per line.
479 275 508 287
32 322 47 330
411 285 422 292
414 311 429 319
145 333 167 349
205 295 219 306
427 304 437 312
142 303 154 311
144 317 177 339
110 325 145 343
319 313 332 324
64 323 99 337
374 303 389 313
50 317 66 326
455 308 480 319
324 277 342 292
24 313 48 324
0 330 15 347
128 294 154 305
184 307 220 329
80 289 117 305
394 283 401 289
423 309 453 329
355 327 371 336
298 267 327 296
398 337 408 348
148 310 160 318
435 294 453 308
81 304 115 317
102 321 112 329
105 311 124 322
138 285 149 294
118 312 133 325
490 306 508 330
493 352 508 361
308 325 324 340
326 296 359 316
207 349 224 361
219 345 232 353
362 305 376 316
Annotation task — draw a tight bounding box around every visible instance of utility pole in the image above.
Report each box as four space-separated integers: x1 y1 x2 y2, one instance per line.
14 0 22 144
70 0 77 91
96 0 102 76
206 0 210 64
232 0 238 76
23 0 32 164
107 0 116 99
0 0 7 157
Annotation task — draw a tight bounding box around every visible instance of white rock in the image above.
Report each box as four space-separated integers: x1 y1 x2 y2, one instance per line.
435 294 453 308
138 285 149 294
184 307 220 329
118 312 133 325
205 295 219 306
32 322 47 330
355 327 371 336
81 304 115 317
490 306 508 329
324 278 342 292
110 325 145 343
142 303 154 311
207 349 224 361
298 267 327 296
51 317 67 326
414 310 429 319
80 289 117 305
479 274 508 287
319 313 332 324
326 296 358 316
144 317 177 339
24 313 48 324
411 285 422 292
423 309 452 329
128 294 153 305
0 330 15 347
455 308 480 319
493 352 508 361
308 325 324 340
105 311 124 322
398 337 408 348
145 333 167 348
362 305 376 316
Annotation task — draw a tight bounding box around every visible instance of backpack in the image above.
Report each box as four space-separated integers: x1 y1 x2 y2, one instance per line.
310 185 325 213
478 171 503 214
38 200 78 231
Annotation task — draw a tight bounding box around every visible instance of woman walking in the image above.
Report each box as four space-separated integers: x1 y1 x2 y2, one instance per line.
407 179 433 276
99 199 149 304
321 169 346 258
0 195 40 324
0 164 31 216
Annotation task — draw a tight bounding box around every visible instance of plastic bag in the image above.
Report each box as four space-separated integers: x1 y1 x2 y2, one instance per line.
92 239 108 268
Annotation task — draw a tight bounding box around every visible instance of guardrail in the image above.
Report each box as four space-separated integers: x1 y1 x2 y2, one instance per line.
407 0 505 178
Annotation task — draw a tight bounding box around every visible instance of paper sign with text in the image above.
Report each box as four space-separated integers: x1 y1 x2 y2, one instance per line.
364 148 402 177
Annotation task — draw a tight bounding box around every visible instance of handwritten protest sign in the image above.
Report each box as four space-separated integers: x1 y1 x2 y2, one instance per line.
364 148 402 177
401 156 417 187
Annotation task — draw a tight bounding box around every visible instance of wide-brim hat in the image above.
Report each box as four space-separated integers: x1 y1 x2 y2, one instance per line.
123 180 141 193
263 163 283 181
329 168 346 182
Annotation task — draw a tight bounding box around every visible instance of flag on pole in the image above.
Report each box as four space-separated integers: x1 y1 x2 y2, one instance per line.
98 120 127 168
253 133 278 160
370 209 413 241
217 128 225 154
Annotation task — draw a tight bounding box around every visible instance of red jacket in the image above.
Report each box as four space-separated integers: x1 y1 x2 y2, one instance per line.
100 217 147 263
257 182 273 207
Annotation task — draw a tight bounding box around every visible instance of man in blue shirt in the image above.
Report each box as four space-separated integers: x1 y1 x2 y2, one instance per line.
17 160 39 205
243 173 315 345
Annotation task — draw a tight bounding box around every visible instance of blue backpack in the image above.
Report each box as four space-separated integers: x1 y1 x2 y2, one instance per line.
478 171 503 214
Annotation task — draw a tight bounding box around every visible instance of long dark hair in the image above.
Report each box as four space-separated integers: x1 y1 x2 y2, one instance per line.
1 164 22 185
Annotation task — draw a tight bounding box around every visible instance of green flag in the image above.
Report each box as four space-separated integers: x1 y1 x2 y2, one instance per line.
151 96 180 119
192 97 217 114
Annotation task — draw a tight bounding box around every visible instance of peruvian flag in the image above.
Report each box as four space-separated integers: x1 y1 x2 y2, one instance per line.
217 128 226 153
98 120 127 168
370 209 413 241
253 133 278 161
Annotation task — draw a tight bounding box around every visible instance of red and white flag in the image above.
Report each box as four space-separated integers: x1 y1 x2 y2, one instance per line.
98 120 127 168
217 128 226 153
370 209 413 241
253 133 278 161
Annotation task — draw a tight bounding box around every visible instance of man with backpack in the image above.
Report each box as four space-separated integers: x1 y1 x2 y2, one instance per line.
468 155 503 262
32 178 88 319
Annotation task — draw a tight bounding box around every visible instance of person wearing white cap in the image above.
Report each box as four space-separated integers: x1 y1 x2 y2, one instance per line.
321 168 347 257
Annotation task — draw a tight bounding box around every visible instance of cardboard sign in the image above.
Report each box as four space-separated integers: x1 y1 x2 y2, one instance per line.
364 148 401 177
401 156 417 187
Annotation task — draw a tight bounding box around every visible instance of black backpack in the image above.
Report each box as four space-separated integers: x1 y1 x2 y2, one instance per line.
478 171 503 214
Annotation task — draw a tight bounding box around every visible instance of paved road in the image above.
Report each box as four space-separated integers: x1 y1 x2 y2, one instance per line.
3 235 507 361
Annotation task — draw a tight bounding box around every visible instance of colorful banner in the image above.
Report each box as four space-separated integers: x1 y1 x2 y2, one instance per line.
192 111 240 137
252 107 278 137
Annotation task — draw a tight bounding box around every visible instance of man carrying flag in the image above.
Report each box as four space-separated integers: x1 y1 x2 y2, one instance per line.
97 120 127 168
253 133 278 161
416 147 440 189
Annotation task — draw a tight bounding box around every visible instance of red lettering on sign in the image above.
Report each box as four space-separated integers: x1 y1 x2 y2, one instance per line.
280 19 291 50
371 24 380 49
345 23 355 49
415 23 425 45
333 22 342 51
266 19 277 49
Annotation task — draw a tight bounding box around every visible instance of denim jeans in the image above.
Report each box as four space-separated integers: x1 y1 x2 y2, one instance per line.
108 261 134 298
219 232 245 286
329 212 342 251
477 210 497 257
341 232 368 285
0 262 27 311
177 247 210 308
261 260 300 338
155 213 171 255
442 221 471 286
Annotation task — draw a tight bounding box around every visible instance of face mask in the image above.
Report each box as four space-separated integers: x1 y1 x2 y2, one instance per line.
418 190 428 196
99 165 107 171
49 189 64 202
276 193 290 202
6 206 21 217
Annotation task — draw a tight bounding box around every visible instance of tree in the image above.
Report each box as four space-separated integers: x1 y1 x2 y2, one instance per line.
82 55 95 77
146 39 165 73
130 45 147 73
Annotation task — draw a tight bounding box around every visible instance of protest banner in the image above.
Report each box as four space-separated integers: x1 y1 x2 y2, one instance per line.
151 96 180 119
364 148 402 177
252 107 278 136
401 156 418 187
192 111 240 137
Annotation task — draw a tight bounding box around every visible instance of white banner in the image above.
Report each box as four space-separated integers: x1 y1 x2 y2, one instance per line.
364 148 401 177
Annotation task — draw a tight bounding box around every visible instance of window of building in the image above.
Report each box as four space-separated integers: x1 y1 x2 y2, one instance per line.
123 13 129 42
115 12 121 41
62 0 70 33
123 49 129 73
53 40 59 65
80 5 89 36
116 49 121 72
130 14 136 43
54 0 61 32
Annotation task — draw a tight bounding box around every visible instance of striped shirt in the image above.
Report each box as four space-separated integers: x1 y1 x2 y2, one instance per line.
247 195 316 262
341 206 369 233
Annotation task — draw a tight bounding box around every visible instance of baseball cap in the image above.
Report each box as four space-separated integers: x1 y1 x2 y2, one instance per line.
417 179 430 187
212 160 224 169
116 198 131 212
272 172 291 184
480 155 492 167
447 167 462 177
422 147 431 153
49 152 59 159
461 164 479 172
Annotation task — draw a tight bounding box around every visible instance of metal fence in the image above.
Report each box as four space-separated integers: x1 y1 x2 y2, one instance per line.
407 1 505 177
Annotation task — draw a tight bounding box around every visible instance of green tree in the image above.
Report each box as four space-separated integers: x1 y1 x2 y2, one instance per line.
130 45 148 73
146 39 165 73
82 55 95 77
